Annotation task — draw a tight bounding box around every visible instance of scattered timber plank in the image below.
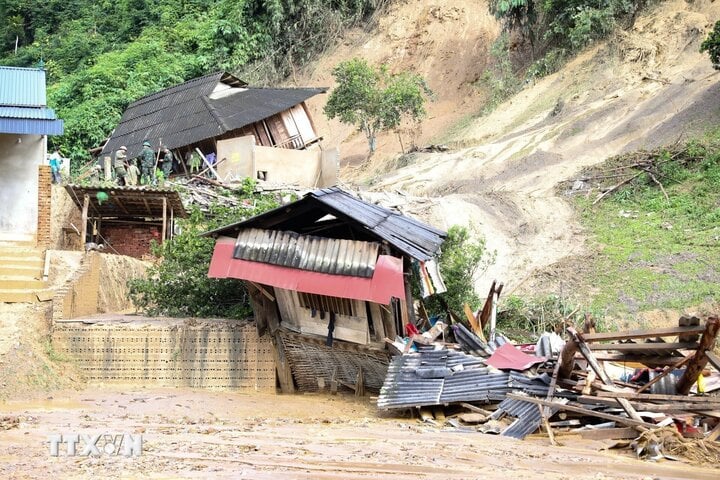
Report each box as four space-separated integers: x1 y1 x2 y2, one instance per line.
589 354 688 367
677 316 720 394
707 422 720 442
459 403 493 416
583 325 707 342
580 427 638 440
595 391 720 404
586 342 698 352
577 396 717 412
464 303 481 337
505 394 658 430
570 328 644 424
707 350 720 372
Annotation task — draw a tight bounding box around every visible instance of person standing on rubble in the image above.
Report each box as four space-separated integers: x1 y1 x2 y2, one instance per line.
139 141 155 185
159 147 174 179
114 146 128 186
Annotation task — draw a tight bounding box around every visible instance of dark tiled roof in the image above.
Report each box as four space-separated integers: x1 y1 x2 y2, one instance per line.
101 71 325 159
204 187 447 261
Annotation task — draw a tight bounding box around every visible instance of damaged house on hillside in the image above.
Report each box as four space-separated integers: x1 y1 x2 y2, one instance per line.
100 71 337 187
204 187 447 393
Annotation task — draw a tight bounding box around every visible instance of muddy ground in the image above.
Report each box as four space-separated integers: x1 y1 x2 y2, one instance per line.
0 388 717 479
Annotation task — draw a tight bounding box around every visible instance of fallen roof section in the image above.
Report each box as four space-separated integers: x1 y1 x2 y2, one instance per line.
204 187 447 261
64 184 187 219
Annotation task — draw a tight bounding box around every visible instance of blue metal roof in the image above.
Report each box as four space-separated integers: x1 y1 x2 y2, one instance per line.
0 67 47 107
0 117 64 135
0 106 57 119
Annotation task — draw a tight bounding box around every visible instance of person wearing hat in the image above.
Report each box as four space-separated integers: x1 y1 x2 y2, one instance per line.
139 141 155 185
114 146 128 186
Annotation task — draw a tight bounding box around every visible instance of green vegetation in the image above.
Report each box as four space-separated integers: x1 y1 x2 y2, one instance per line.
128 180 281 319
324 57 432 155
0 0 383 169
419 225 495 317
484 0 646 105
701 20 720 70
575 131 720 318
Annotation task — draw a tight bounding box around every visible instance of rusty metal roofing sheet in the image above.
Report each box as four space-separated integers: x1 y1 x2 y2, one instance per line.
205 187 447 261
234 228 380 277
101 70 325 160
64 184 187 219
0 67 47 106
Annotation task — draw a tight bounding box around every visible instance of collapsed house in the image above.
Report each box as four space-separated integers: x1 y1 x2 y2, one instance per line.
204 187 447 393
99 71 337 187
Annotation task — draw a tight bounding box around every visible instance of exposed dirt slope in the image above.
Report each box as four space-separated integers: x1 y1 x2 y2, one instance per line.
301 0 720 295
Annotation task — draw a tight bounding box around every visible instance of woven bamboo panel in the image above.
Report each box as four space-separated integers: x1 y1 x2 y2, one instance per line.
278 332 389 392
52 320 275 390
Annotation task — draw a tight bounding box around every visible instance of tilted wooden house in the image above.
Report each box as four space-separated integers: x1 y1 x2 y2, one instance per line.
100 72 334 186
205 187 447 393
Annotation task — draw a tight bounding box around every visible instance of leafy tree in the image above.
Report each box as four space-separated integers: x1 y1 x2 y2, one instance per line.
324 58 431 155
417 226 495 318
128 180 281 319
701 20 720 70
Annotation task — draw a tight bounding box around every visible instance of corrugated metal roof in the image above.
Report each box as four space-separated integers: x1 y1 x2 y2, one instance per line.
377 349 511 409
205 187 447 261
0 117 63 135
234 228 380 277
100 71 326 159
0 106 57 119
0 67 47 106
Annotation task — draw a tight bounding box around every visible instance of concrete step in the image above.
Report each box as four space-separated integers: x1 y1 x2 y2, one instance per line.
0 265 42 277
0 255 44 268
0 277 45 289
0 288 51 303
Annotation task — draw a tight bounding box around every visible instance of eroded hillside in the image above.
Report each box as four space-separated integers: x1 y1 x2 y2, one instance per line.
299 0 720 304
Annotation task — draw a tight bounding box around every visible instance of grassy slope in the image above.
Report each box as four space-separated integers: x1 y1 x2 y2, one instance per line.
577 131 720 319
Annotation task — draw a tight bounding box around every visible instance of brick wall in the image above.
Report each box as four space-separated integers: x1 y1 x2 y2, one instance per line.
103 224 161 258
37 165 52 247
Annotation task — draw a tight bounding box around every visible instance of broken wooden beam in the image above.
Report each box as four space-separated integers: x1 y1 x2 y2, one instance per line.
586 342 698 352
677 316 719 395
595 391 720 404
580 427 639 440
583 325 707 342
505 394 658 430
636 353 693 394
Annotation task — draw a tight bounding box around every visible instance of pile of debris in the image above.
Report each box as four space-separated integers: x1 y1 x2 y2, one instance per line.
378 313 720 464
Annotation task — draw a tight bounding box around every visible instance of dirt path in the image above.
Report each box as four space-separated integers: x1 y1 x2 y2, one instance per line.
0 388 716 479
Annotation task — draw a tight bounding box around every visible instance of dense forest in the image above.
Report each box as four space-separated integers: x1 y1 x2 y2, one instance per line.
0 0 383 166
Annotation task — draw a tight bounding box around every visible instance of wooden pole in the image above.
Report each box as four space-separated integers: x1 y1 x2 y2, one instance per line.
80 194 89 247
677 316 719 394
161 196 167 242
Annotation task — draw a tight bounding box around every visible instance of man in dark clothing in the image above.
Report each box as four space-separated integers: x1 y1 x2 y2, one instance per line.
159 147 173 179
139 141 155 185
